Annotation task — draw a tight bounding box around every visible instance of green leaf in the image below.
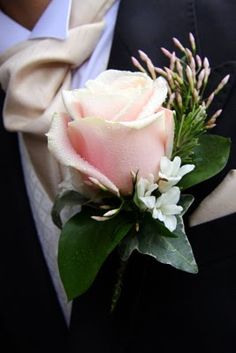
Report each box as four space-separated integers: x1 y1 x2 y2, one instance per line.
137 213 198 274
179 134 231 190
51 190 88 229
58 209 133 300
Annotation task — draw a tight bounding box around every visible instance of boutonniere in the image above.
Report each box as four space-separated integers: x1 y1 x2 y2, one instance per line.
47 34 231 309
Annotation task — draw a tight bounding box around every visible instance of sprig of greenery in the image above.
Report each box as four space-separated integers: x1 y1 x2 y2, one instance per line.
172 106 207 162
132 33 230 163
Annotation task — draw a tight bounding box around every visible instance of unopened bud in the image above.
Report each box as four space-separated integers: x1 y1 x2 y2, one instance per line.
176 60 183 78
190 58 196 83
206 114 218 129
214 74 230 95
196 55 202 69
222 74 230 86
165 67 175 89
203 57 210 70
206 123 216 129
131 56 146 73
161 47 172 59
208 117 217 125
138 50 157 79
205 92 215 108
206 110 222 128
190 57 196 75
174 73 184 85
146 58 157 79
211 109 222 120
204 68 211 85
176 91 183 109
170 51 176 71
173 37 186 53
138 50 149 62
186 65 194 90
189 32 196 52
155 67 168 78
197 69 205 90
186 48 193 62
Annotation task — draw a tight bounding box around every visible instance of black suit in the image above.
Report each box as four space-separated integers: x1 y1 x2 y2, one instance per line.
1 1 236 352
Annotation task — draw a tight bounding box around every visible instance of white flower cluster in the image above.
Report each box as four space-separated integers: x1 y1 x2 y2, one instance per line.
135 156 195 232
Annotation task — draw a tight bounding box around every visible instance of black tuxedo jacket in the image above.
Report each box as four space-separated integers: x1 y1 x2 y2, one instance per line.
1 1 236 352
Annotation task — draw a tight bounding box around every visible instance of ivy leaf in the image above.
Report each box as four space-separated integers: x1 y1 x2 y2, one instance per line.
137 213 198 274
179 134 231 190
58 208 133 300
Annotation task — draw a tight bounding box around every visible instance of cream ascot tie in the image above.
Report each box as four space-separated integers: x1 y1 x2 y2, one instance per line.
0 0 115 200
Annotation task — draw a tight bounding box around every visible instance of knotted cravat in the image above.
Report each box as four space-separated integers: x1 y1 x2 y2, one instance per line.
0 0 115 199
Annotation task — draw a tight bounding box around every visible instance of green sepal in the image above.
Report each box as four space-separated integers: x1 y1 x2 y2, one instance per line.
137 213 198 274
51 190 88 229
179 134 231 190
58 208 133 301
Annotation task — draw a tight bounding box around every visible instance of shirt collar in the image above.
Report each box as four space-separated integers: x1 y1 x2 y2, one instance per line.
0 0 71 54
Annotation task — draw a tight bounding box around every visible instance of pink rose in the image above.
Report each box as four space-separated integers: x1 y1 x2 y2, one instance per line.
47 70 174 195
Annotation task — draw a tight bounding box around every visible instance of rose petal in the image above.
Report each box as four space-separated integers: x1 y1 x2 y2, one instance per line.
63 70 156 122
47 113 119 195
137 77 168 119
88 69 153 89
161 108 175 157
67 111 170 194
62 89 129 121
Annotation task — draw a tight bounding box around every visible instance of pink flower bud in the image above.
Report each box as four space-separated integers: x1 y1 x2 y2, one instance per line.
170 52 176 71
203 57 210 69
176 60 183 78
205 92 215 108
186 65 194 89
138 50 149 62
161 47 172 59
189 32 196 52
173 37 186 53
214 74 230 95
211 109 222 120
196 55 202 69
131 56 146 73
197 69 205 90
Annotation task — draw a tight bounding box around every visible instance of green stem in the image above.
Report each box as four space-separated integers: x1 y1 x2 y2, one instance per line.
110 259 128 313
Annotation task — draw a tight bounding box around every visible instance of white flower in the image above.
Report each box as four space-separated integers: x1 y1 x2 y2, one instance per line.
134 174 158 210
134 174 184 232
152 187 183 231
158 156 195 193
